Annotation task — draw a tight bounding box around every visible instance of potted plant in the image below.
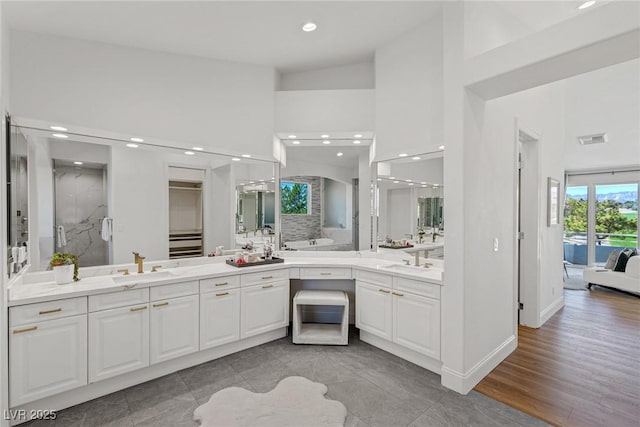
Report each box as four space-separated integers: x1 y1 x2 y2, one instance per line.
49 253 79 284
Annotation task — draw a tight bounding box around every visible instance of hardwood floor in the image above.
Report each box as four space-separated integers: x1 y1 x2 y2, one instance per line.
475 286 640 427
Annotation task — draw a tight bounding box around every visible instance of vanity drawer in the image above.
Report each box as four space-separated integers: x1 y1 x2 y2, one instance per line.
10 297 87 327
241 269 289 287
354 269 393 288
393 277 440 300
299 267 352 280
150 280 198 301
89 288 149 312
200 275 240 293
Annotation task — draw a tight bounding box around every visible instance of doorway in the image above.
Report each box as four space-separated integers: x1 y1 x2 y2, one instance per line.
516 125 541 327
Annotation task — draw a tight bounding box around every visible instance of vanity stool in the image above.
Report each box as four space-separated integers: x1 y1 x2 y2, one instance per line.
292 290 349 345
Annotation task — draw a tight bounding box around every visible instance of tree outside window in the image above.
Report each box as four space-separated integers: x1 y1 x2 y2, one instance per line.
281 182 309 214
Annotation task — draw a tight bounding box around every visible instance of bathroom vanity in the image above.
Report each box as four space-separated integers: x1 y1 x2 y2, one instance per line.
6 252 443 420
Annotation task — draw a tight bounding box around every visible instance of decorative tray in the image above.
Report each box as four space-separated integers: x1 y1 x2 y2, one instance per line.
226 257 285 268
379 244 414 249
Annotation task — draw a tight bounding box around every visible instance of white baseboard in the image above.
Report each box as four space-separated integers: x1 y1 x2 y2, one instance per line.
359 331 442 374
9 328 287 425
539 295 564 326
441 334 516 395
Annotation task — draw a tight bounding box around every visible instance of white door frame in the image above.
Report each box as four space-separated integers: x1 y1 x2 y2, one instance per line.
515 120 542 328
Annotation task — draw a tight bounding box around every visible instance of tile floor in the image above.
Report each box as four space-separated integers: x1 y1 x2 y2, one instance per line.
22 329 547 426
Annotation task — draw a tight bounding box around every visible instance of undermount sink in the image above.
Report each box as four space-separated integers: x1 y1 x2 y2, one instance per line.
383 264 431 273
112 271 175 284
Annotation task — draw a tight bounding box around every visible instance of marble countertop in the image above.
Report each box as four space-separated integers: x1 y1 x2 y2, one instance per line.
9 252 444 306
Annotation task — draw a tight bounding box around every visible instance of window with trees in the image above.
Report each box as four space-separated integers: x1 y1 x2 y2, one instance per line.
281 181 310 214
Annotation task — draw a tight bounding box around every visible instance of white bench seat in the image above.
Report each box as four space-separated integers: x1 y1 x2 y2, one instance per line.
293 290 349 345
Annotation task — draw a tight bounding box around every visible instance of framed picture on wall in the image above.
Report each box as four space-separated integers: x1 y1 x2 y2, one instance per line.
547 177 561 226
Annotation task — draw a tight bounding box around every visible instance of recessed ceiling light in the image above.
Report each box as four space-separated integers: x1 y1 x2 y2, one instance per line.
433 184 439 187
259 179 265 182
420 181 427 185
412 156 421 160
337 152 343 157
321 134 329 138
288 134 297 139
73 161 83 165
393 181 399 184
405 179 412 182
249 181 255 184
126 143 139 148
185 151 195 156
302 22 317 32
193 147 204 151
377 178 382 181
390 176 395 180
578 0 596 10
130 137 144 143
438 145 445 150
323 140 331 145
354 134 363 138
408 183 414 186
353 140 361 144
399 153 408 157
231 158 241 161
50 126 67 131
242 154 251 158
421 185 427 188
52 133 68 139
292 140 301 145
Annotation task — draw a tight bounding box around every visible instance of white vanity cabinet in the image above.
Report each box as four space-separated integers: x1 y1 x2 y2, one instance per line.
241 280 289 339
200 287 240 349
9 304 88 406
88 299 150 383
392 290 440 359
150 294 199 364
356 272 441 360
355 281 393 340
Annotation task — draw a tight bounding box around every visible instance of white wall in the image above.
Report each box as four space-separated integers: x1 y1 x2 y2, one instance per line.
279 61 374 91
564 59 640 171
375 17 444 161
275 89 374 134
323 178 349 229
10 30 276 158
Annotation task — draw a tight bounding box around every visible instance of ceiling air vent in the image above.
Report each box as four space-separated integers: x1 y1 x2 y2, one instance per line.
578 133 608 145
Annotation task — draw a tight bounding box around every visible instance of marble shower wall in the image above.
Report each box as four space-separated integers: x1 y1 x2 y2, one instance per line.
55 165 108 267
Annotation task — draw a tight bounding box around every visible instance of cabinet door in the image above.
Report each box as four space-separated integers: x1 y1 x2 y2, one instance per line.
150 295 199 365
392 291 440 359
355 281 392 340
10 315 87 406
241 281 289 339
201 289 240 350
89 304 149 383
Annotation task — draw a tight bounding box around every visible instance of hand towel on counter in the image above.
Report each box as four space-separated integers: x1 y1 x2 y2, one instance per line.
101 218 112 241
56 225 67 248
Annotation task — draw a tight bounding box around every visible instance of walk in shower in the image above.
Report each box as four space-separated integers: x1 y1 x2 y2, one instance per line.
53 160 109 267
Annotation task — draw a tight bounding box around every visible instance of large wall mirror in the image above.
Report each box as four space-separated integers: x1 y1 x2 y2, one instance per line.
374 152 444 258
280 144 369 252
8 122 278 274
7 123 29 276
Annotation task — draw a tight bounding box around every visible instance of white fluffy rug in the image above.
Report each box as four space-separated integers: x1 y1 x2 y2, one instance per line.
193 376 347 427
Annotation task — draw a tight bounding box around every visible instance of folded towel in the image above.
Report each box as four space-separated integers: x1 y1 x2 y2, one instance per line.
101 218 111 241
56 225 67 248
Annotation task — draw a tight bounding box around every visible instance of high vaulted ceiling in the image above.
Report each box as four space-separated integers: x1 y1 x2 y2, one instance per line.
4 1 443 72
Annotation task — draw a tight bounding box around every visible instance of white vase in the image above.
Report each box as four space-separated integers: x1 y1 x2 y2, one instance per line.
53 264 74 285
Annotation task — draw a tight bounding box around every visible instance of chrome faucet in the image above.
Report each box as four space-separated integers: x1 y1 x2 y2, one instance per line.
132 251 145 274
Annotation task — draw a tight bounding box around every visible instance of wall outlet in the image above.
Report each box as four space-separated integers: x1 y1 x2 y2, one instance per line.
493 238 499 252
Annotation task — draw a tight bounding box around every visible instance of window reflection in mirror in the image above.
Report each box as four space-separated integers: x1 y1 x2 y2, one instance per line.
235 172 276 250
10 123 279 271
280 145 368 252
374 153 444 257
